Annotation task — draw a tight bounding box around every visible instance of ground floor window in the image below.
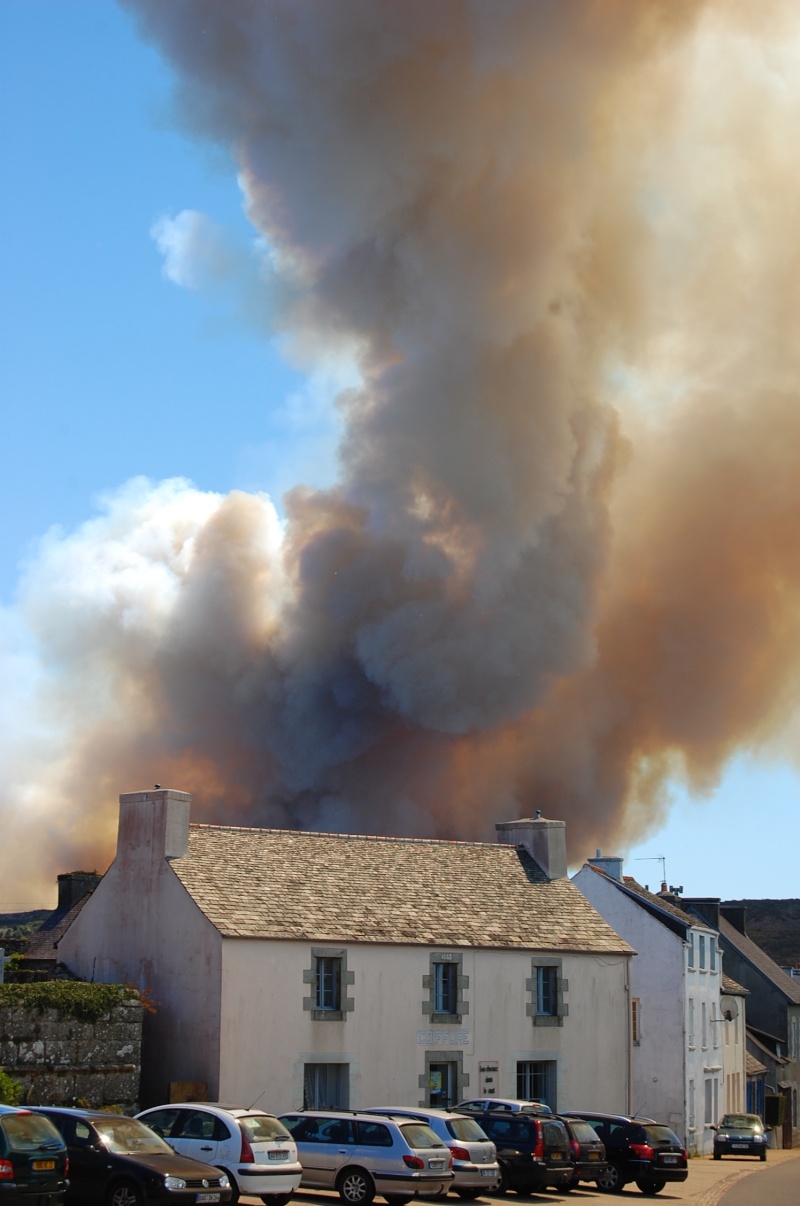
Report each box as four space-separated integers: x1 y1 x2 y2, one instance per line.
304 1063 350 1109
516 1060 556 1109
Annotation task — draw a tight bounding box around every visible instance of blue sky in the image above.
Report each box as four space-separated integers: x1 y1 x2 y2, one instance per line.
1 1 798 908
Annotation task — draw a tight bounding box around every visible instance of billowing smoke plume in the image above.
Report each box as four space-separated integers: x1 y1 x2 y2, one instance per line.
4 0 800 904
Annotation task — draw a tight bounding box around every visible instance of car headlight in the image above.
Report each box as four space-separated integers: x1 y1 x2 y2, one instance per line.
219 1174 231 1188
164 1175 188 1190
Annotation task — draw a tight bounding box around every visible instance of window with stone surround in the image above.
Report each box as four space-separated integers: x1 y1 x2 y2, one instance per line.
527 958 568 1027
422 952 469 1024
303 948 354 1021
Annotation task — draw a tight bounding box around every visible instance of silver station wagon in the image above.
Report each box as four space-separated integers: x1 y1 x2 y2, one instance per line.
279 1111 453 1205
362 1109 500 1197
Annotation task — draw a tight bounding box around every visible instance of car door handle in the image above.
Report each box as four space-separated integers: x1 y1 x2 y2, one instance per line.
338 1149 348 1154
200 1145 213 1151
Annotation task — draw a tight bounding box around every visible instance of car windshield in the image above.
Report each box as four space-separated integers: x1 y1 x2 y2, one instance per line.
720 1115 761 1131
446 1117 488 1141
1 1115 64 1153
94 1117 175 1155
240 1115 292 1142
400 1123 446 1149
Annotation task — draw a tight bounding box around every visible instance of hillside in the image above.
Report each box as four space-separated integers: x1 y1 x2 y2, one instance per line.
0 911 51 940
724 898 800 969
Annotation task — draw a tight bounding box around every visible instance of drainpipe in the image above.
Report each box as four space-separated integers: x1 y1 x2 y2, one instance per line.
625 958 633 1114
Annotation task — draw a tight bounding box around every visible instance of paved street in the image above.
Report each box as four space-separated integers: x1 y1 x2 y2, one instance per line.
241 1150 800 1206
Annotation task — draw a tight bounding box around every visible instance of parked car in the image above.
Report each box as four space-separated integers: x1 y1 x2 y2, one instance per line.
31 1107 232 1206
0 1104 69 1206
449 1108 572 1194
361 1108 500 1197
712 1114 769 1161
453 1098 551 1115
279 1110 453 1205
136 1102 302 1204
555 1116 607 1191
560 1111 688 1194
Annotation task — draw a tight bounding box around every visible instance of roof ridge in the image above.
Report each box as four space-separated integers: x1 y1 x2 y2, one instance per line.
187 822 509 850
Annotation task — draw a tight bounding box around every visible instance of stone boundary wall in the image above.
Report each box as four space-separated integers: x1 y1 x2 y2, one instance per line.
0 999 143 1111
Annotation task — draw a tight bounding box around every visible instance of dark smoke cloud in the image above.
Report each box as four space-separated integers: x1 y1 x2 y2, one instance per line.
4 0 800 903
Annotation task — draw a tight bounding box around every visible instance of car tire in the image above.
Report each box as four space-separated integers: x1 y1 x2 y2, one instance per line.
455 1191 482 1200
220 1170 240 1203
106 1179 144 1206
713 1151 721 1160
494 1163 510 1195
596 1163 625 1193
261 1197 293 1206
635 1178 666 1195
760 1150 767 1162
336 1167 376 1205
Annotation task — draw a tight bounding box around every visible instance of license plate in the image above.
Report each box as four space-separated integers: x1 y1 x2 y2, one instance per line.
32 1160 55 1171
481 1169 496 1177
588 1152 600 1160
662 1155 678 1163
268 1150 290 1160
195 1195 220 1204
429 1160 446 1169
551 1152 563 1160
731 1144 748 1150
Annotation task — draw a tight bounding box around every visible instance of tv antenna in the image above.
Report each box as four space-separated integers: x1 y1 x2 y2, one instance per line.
635 855 666 886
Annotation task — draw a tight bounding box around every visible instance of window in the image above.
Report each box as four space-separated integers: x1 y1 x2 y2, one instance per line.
687 934 695 968
712 1002 720 1049
688 1079 695 1131
303 1062 350 1109
423 953 468 1022
434 962 458 1015
303 948 354 1020
631 997 641 1045
688 998 695 1048
527 959 568 1027
710 938 717 971
702 1001 708 1049
699 935 706 970
704 1078 713 1125
516 1059 556 1108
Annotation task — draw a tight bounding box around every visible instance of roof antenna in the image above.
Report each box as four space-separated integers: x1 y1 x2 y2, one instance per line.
635 856 666 886
248 1090 266 1110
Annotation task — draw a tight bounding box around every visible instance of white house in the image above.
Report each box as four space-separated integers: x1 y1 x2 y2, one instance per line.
572 857 725 1155
58 789 633 1114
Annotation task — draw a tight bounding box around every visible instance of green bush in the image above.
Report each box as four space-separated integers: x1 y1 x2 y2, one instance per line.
0 1069 22 1105
0 982 134 1022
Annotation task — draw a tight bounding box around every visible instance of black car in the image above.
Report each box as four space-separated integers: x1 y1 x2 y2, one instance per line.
712 1113 769 1160
0 1105 69 1206
31 1108 232 1206
556 1115 607 1190
452 1109 572 1193
560 1111 687 1195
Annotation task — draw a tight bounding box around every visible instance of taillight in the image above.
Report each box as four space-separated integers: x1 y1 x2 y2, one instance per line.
0 1159 13 1180
450 1146 470 1162
630 1143 654 1160
64 1156 69 1175
569 1138 580 1160
238 1124 255 1163
403 1155 424 1169
532 1124 544 1160
682 1148 688 1161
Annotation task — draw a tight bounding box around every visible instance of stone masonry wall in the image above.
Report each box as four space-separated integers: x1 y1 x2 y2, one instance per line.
0 999 143 1111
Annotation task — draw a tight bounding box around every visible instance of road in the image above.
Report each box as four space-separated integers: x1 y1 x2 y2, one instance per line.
241 1150 800 1206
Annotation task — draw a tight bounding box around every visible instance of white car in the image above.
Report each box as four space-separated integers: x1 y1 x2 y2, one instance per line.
362 1109 500 1198
137 1102 303 1205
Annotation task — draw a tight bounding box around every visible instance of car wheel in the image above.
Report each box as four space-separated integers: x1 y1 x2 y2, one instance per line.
455 1191 482 1200
713 1151 721 1160
495 1163 510 1195
760 1150 767 1162
106 1179 143 1206
596 1163 625 1193
635 1178 666 1195
337 1167 376 1205
220 1170 240 1203
261 1197 293 1206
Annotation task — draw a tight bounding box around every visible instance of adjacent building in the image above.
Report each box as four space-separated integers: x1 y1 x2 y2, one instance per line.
572 857 729 1155
57 790 634 1113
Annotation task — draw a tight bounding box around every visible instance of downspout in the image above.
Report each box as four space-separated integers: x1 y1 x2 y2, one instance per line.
625 956 633 1114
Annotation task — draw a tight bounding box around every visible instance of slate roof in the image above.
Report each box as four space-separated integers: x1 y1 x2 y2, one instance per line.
719 917 800 1005
722 973 748 996
169 824 633 952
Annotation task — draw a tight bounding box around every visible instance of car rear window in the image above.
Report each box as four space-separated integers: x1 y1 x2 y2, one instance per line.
0 1114 64 1153
399 1123 445 1150
542 1120 568 1146
446 1117 488 1142
643 1125 682 1147
240 1114 292 1142
565 1120 598 1144
358 1121 393 1147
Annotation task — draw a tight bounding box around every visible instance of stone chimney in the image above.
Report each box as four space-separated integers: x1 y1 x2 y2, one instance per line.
56 871 102 916
587 849 624 881
495 813 567 880
116 787 191 862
